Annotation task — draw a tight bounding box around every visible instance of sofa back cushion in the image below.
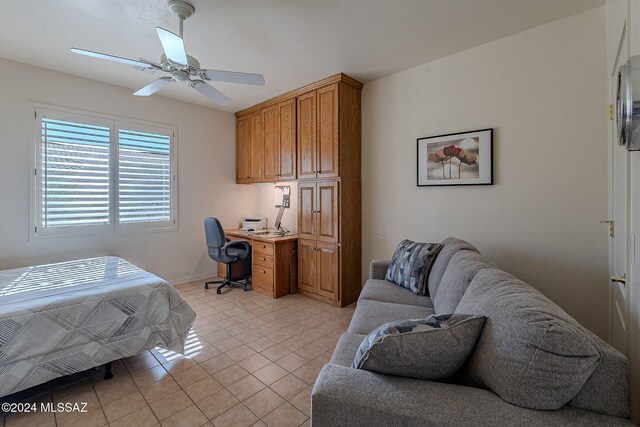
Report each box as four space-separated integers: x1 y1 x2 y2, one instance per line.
427 238 478 298
456 269 601 411
432 250 494 315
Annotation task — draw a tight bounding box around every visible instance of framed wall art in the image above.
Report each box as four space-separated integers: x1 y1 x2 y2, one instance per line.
417 128 493 186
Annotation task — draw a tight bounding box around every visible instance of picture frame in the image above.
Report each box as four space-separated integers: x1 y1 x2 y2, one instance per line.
417 128 493 186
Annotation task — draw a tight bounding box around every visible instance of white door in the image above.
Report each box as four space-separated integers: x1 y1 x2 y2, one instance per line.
610 24 630 356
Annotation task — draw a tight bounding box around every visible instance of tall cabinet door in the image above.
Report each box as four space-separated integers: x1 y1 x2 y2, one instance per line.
249 111 264 182
278 99 296 180
297 91 317 179
317 243 339 301
298 182 316 240
236 116 251 183
317 83 339 179
316 181 339 243
298 240 317 294
262 105 279 182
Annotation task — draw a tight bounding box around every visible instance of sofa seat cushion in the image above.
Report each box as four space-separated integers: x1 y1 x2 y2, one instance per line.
456 269 601 411
330 332 367 367
359 280 434 308
348 300 434 335
352 314 485 381
433 250 495 315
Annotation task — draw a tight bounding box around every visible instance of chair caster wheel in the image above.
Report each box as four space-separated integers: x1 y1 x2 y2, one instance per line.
243 286 248 291
205 284 209 289
216 289 221 295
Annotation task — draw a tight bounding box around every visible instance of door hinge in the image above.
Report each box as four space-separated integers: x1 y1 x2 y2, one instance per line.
34 226 37 233
609 104 615 121
600 220 614 238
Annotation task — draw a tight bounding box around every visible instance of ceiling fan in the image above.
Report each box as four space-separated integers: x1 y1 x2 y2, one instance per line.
70 0 264 106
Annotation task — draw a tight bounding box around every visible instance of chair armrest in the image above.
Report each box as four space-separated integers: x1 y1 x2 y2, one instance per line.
224 240 251 259
311 364 632 427
369 259 391 280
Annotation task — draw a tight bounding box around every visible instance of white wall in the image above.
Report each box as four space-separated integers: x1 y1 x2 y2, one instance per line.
362 7 609 337
0 57 258 284
255 181 298 233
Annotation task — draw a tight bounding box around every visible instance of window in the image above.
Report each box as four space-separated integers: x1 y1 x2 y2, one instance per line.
34 107 176 237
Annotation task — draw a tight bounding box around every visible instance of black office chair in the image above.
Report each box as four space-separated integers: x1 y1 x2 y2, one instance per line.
204 217 252 294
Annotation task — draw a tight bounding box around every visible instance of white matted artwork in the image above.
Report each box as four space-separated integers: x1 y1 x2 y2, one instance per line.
417 128 493 186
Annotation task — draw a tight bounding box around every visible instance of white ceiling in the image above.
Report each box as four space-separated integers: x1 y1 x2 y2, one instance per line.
0 0 604 112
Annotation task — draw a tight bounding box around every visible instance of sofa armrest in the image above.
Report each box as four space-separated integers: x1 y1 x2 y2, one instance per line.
311 364 632 427
369 259 391 280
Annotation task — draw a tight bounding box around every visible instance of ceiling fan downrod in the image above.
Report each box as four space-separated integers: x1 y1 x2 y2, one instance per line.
168 0 195 38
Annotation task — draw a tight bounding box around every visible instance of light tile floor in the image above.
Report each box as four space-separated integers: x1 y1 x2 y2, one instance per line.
0 280 356 427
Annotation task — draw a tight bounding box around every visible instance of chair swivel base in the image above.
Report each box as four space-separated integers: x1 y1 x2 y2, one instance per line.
205 278 250 294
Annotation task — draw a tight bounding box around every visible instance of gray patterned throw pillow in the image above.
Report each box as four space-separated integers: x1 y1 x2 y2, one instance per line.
352 314 486 381
385 239 443 295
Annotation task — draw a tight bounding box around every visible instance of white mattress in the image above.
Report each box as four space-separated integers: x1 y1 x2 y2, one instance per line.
0 256 196 397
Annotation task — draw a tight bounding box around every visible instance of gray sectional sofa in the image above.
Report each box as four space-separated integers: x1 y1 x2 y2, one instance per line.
311 238 633 426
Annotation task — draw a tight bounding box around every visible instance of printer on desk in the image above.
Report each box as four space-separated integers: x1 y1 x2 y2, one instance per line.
241 217 267 232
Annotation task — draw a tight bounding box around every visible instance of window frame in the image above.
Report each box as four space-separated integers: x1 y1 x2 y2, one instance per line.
31 105 178 239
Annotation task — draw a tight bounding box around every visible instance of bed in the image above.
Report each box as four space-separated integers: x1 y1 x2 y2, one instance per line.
0 256 196 398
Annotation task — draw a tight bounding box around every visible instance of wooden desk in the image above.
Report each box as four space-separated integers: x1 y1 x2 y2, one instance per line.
220 230 298 299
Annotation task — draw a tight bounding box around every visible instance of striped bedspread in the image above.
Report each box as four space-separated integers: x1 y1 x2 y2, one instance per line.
0 257 196 397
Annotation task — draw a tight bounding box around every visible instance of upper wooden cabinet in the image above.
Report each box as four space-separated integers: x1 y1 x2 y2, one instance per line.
317 84 339 179
297 83 339 180
263 105 278 182
236 100 297 183
236 116 251 183
249 112 264 182
297 91 317 180
277 99 297 181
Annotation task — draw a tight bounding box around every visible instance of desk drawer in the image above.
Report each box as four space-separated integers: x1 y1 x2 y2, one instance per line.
254 253 274 269
253 266 274 291
253 242 274 256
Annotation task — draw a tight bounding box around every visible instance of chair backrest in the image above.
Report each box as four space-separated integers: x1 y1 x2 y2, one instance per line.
204 217 225 258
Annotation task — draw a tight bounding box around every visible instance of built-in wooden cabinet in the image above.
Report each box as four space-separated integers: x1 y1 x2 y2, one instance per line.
297 83 339 180
277 99 297 181
236 116 251 183
298 181 338 244
297 240 339 302
235 73 362 307
249 112 264 182
297 91 317 180
236 100 297 183
316 83 339 179
263 105 279 182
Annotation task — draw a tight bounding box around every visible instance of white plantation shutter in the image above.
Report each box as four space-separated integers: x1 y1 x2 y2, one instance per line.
40 117 111 228
118 128 172 224
34 107 176 237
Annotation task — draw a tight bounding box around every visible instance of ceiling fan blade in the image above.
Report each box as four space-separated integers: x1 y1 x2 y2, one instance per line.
202 69 265 86
191 80 233 106
71 48 152 68
156 27 188 65
133 77 173 96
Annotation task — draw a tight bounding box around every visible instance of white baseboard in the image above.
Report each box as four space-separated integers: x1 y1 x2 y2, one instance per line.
170 272 219 286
